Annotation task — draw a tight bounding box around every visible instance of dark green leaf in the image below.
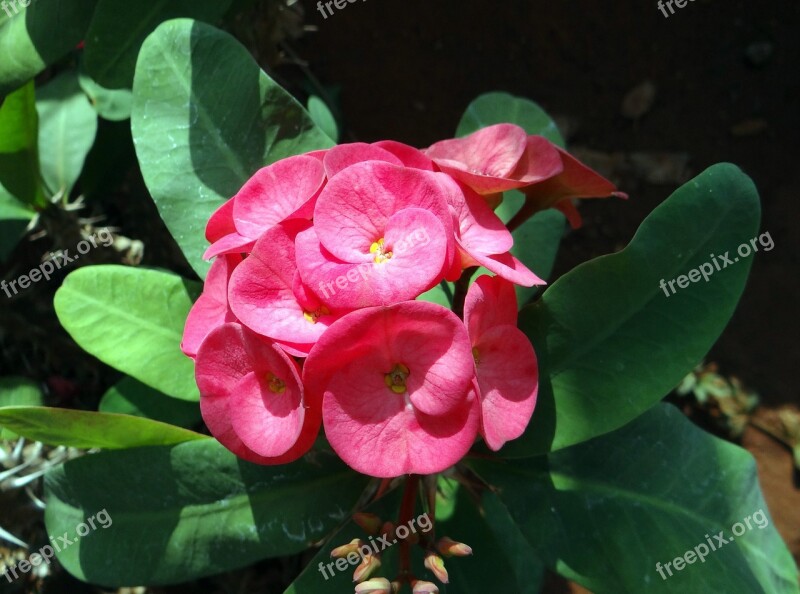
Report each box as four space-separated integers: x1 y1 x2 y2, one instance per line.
99 377 201 428
0 0 97 96
83 0 234 89
504 164 761 456
471 404 799 594
44 442 368 586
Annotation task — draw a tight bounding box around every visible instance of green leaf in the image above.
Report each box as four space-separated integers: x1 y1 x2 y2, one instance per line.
99 376 201 428
0 377 43 439
456 91 565 147
471 404 800 594
131 19 334 278
83 0 234 89
0 406 206 448
504 164 761 456
0 0 97 96
307 95 338 143
0 81 44 207
44 441 368 586
78 71 132 121
36 71 98 198
438 488 545 593
0 186 34 261
54 265 201 401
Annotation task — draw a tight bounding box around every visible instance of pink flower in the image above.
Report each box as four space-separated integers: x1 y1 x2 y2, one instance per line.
303 302 480 477
464 275 538 451
295 161 455 309
181 254 240 359
195 322 321 464
444 177 544 287
204 155 326 259
228 220 344 357
520 146 627 228
425 123 563 195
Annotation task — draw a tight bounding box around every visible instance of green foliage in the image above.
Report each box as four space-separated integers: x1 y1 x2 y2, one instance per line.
99 377 201 428
0 377 43 439
471 404 800 593
504 164 761 456
0 406 206 448
44 442 368 586
131 19 334 278
36 71 98 198
0 0 97 96
54 266 201 401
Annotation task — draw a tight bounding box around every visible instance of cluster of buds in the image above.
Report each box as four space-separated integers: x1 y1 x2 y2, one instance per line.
325 511 473 593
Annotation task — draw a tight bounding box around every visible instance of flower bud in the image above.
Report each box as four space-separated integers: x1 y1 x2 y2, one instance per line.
424 552 449 584
332 538 362 559
380 521 396 541
412 580 439 594
436 536 473 557
355 577 392 594
353 553 382 582
353 512 382 535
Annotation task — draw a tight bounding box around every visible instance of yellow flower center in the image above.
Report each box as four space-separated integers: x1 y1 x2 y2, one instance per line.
384 363 410 394
303 305 330 324
369 238 393 264
266 372 286 394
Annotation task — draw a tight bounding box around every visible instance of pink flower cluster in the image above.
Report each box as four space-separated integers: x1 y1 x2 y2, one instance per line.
182 124 621 478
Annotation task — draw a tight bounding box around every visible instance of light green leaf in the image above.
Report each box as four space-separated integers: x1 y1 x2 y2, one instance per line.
307 95 338 143
504 164 761 456
456 91 565 147
471 404 799 594
78 71 132 121
0 81 44 207
44 442 368 585
54 266 201 401
131 18 334 278
0 406 206 448
36 71 98 198
99 376 201 428
0 0 97 96
0 377 43 439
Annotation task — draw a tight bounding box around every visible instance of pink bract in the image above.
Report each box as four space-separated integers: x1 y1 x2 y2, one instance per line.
425 123 563 195
464 275 538 451
303 302 480 477
181 254 240 359
228 220 344 357
195 322 321 464
296 161 455 308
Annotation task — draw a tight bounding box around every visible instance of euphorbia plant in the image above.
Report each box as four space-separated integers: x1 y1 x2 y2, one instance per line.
0 16 793 594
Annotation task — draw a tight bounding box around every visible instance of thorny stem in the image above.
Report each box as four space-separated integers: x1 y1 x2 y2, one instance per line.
452 267 479 319
397 474 420 582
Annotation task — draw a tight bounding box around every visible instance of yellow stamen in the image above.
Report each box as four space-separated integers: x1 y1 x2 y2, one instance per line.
303 305 330 324
369 238 393 264
266 372 286 394
384 363 410 394
472 347 481 366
